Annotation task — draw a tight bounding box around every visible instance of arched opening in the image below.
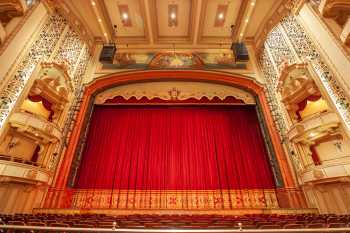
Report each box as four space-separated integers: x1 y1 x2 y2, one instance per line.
46 70 306 211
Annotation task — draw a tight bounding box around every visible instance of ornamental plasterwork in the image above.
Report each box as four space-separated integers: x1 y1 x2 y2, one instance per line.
255 0 306 50
280 15 350 129
40 62 74 92
259 48 289 136
30 62 74 110
318 0 350 25
42 0 94 49
259 14 350 175
53 29 84 77
277 62 319 105
73 46 90 87
0 14 66 129
0 0 26 25
0 13 91 130
94 81 256 105
265 27 297 71
259 15 350 132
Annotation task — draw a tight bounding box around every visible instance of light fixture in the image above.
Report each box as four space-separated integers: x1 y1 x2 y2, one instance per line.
214 5 228 27
122 12 129 20
118 5 132 27
168 5 178 27
245 19 249 23
251 2 255 6
98 18 102 22
91 1 96 6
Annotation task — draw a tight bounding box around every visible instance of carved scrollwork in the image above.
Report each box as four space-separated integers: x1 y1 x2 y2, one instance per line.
94 81 256 105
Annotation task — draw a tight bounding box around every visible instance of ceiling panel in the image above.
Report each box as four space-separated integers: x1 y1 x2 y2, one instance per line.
104 0 146 38
245 0 280 38
60 0 281 51
155 0 191 37
201 0 242 37
62 0 103 38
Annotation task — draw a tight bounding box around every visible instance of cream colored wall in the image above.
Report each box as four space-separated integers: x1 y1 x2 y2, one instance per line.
315 138 350 163
304 182 350 214
0 183 46 213
0 133 37 160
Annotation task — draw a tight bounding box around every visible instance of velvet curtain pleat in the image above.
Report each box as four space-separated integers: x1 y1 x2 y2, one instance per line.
75 105 275 190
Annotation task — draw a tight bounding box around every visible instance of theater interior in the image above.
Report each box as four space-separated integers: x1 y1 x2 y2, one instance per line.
0 0 350 232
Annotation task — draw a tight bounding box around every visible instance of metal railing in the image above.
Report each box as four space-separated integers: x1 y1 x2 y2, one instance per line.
1 225 350 233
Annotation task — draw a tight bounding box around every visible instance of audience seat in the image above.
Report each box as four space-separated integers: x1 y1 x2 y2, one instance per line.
1 213 350 231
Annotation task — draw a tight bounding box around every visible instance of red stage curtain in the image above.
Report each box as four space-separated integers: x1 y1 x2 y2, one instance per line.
75 105 275 190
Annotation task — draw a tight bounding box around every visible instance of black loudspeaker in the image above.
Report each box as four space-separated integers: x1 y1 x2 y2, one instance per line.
231 42 249 62
99 44 116 63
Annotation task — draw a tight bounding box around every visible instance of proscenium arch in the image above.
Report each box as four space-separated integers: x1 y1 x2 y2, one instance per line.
54 70 297 191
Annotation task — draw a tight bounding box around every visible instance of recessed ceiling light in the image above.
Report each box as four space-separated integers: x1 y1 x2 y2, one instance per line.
170 12 176 19
98 18 102 22
245 19 249 23
218 13 224 19
91 1 96 6
104 32 107 37
251 2 255 6
240 33 243 36
122 12 128 20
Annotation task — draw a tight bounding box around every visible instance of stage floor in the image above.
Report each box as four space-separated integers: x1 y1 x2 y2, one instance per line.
33 208 319 216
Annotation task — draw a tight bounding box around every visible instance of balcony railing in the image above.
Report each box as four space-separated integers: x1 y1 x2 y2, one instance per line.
0 154 40 167
0 154 52 184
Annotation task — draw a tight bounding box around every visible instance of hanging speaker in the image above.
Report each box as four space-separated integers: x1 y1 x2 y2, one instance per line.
99 44 116 63
231 42 249 62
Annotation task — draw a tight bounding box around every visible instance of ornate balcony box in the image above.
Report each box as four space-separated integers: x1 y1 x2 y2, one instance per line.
301 159 350 184
9 111 62 143
287 111 340 144
0 159 52 184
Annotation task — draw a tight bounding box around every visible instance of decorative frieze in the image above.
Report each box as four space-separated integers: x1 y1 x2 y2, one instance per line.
53 29 84 77
73 46 90 87
265 27 297 72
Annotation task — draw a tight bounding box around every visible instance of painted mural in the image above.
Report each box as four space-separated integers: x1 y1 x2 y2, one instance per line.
102 52 247 69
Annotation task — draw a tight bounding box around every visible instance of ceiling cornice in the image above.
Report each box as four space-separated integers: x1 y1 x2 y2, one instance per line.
231 0 249 41
254 0 307 53
43 0 95 50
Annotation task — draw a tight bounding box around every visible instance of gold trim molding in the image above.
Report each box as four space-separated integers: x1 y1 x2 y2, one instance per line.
94 81 256 105
255 0 307 52
42 0 95 51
